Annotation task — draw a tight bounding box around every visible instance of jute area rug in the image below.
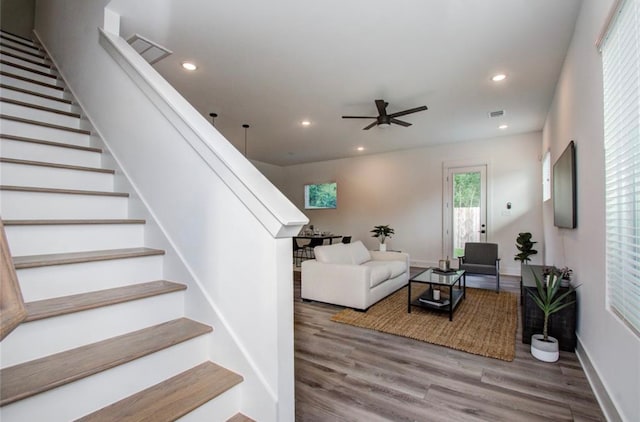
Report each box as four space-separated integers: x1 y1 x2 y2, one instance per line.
330 285 518 361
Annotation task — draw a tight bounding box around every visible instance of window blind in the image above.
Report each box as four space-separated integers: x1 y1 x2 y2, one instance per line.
602 0 640 336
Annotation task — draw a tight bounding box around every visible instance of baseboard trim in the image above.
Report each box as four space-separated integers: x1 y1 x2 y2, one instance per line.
575 335 623 422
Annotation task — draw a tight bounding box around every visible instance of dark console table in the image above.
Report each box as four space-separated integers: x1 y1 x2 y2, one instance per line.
521 265 577 352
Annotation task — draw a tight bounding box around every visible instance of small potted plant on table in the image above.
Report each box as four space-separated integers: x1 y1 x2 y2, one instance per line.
371 225 394 251
528 270 578 362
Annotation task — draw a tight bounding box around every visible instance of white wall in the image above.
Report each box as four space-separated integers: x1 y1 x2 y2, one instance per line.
1 0 35 38
542 0 639 420
280 132 543 275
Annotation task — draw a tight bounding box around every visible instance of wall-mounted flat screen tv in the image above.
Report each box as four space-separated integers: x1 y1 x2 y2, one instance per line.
304 182 337 209
553 141 577 229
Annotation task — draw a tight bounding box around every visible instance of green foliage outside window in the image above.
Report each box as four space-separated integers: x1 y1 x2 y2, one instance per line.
453 172 480 208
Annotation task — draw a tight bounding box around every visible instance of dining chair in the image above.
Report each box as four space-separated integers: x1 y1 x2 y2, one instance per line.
303 237 325 260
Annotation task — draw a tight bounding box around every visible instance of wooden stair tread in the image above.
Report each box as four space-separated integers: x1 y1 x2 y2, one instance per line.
0 71 61 90
0 318 213 406
0 59 57 80
0 133 101 152
0 114 89 134
76 362 243 421
25 280 186 322
227 413 256 422
0 185 128 197
12 247 165 269
0 97 80 117
0 50 51 69
0 31 38 47
3 219 145 226
0 157 114 174
0 84 73 104
0 41 44 59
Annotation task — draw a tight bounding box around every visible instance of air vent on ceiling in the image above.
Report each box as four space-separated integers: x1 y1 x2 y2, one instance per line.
488 110 505 118
127 33 172 65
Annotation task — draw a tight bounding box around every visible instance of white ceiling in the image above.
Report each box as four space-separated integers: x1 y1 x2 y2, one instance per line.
108 0 582 166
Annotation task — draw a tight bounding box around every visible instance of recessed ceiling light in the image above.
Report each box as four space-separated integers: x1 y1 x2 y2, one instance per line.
498 124 509 130
182 62 197 71
301 120 311 126
356 146 364 151
491 73 507 82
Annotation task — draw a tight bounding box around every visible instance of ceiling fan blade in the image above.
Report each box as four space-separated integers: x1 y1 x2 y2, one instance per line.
388 105 428 118
375 99 388 117
363 121 379 130
390 118 412 127
342 115 377 119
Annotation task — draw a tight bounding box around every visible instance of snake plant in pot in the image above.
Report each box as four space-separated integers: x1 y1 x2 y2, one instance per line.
528 269 578 362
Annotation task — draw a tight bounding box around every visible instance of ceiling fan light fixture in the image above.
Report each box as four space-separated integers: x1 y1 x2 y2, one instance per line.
378 122 391 128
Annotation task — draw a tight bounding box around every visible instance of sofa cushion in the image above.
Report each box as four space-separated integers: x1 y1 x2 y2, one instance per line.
362 261 392 287
385 260 406 278
348 240 372 265
314 243 351 264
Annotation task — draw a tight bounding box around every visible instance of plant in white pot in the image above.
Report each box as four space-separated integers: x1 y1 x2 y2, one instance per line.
528 269 578 362
370 225 394 251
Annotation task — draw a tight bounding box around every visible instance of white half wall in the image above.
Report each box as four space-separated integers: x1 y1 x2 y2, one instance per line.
542 0 639 421
278 132 543 275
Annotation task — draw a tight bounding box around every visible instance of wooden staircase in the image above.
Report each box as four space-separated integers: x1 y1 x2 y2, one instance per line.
0 30 252 421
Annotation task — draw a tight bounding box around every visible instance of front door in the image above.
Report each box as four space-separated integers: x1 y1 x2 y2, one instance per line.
443 165 487 260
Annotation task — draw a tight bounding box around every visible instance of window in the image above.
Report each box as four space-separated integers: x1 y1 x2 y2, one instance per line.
601 0 640 336
542 150 551 202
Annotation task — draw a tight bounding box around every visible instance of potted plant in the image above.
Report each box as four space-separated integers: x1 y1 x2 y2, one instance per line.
528 269 578 362
515 232 538 265
558 266 573 288
370 225 394 251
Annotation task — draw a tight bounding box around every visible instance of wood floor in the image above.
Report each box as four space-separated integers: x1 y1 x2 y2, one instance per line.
293 268 604 421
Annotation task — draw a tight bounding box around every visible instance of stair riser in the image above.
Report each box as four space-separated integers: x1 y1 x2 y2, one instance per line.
5 223 144 256
17 255 164 301
1 291 185 367
0 138 101 167
0 63 60 87
0 336 209 422
0 74 65 99
0 162 114 191
1 32 37 45
0 118 89 146
0 45 46 64
0 37 41 54
1 55 54 75
179 387 242 422
0 86 75 113
0 190 128 219
0 101 80 128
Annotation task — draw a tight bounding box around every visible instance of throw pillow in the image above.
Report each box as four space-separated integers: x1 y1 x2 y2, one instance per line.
349 241 372 265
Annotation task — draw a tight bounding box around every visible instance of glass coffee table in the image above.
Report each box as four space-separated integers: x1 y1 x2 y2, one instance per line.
407 268 466 321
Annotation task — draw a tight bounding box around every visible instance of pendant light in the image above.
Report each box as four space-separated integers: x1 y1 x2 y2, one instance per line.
209 112 218 127
242 123 250 157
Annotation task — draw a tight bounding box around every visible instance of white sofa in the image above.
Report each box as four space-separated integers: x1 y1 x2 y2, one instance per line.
301 240 410 310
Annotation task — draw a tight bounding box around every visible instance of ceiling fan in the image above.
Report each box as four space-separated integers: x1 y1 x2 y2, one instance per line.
342 99 428 130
